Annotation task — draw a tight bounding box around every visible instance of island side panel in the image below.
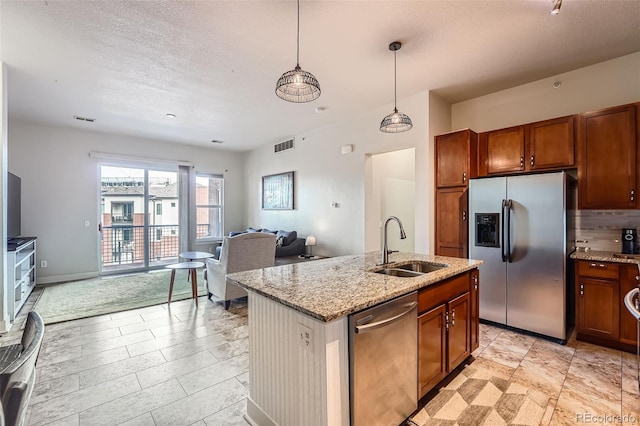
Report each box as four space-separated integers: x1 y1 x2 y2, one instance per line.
246 291 350 426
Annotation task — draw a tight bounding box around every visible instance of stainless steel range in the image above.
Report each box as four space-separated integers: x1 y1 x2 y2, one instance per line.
623 268 640 390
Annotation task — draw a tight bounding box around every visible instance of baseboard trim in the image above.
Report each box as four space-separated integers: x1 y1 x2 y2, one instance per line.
36 271 99 285
246 397 278 426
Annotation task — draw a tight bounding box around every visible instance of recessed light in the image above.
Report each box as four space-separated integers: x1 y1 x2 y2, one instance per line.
165 113 176 118
552 81 562 89
315 106 327 114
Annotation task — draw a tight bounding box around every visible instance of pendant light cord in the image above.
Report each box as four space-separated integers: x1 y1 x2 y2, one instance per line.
394 49 398 112
296 0 300 67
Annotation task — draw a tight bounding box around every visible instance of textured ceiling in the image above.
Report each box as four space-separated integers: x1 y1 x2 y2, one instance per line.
1 1 639 152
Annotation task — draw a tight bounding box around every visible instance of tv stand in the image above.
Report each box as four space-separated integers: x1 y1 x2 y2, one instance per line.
6 237 37 328
8 238 26 246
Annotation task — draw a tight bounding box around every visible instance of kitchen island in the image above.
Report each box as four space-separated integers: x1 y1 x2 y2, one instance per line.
227 252 482 426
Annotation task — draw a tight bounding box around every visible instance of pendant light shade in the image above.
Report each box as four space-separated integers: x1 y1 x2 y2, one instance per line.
380 41 412 133
276 0 320 103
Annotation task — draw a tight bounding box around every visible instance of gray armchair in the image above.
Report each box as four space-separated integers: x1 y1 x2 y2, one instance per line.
205 232 276 309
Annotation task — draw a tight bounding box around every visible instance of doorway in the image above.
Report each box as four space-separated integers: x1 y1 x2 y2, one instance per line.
99 165 180 274
365 148 416 253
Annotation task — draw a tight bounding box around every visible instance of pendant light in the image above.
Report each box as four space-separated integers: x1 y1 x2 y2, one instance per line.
380 41 413 133
275 0 321 103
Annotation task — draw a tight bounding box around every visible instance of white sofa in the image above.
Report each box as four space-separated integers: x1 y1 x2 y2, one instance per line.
205 232 276 309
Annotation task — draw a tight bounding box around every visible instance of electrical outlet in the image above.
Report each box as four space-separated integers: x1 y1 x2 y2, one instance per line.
297 322 313 353
40 260 47 268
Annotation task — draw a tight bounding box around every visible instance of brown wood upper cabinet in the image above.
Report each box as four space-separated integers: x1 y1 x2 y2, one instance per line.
435 129 478 188
578 104 637 209
478 115 575 176
528 116 575 170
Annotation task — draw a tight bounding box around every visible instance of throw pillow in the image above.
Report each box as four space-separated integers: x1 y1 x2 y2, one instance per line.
261 228 277 234
247 227 262 233
276 230 297 246
229 231 245 237
276 235 285 247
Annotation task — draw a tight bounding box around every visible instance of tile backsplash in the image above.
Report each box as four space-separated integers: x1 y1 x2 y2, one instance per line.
573 210 640 252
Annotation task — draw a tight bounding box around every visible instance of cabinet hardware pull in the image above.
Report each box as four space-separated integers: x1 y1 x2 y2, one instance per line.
530 155 534 166
598 264 606 268
580 283 584 296
445 311 449 331
463 172 466 183
589 263 596 267
632 190 636 201
462 211 467 221
520 157 524 168
451 309 455 327
636 275 639 281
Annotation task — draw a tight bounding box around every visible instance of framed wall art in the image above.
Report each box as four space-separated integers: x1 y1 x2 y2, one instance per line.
262 171 294 210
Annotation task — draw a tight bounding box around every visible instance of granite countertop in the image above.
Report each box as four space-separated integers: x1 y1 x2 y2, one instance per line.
226 252 482 322
570 250 640 265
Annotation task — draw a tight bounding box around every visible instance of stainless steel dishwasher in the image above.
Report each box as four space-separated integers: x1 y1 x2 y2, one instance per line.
349 291 417 426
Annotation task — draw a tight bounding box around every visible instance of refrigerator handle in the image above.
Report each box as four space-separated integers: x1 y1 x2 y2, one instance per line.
506 199 513 263
501 199 508 262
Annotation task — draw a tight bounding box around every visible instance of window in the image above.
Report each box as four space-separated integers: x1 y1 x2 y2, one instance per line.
196 173 223 240
156 203 163 215
171 202 176 207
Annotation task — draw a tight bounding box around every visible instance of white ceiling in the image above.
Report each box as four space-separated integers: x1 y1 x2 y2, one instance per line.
1 1 639 152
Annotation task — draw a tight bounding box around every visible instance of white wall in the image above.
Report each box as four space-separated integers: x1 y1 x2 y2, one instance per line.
365 149 415 253
452 52 640 131
244 92 430 257
8 121 246 283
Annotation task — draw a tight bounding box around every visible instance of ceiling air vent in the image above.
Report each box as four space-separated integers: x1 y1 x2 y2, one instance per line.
274 138 295 154
74 115 96 123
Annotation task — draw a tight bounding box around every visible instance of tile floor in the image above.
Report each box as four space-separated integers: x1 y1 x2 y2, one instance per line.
1 288 639 425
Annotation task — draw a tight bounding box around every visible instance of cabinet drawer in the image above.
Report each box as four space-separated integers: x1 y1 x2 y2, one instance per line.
418 272 469 314
577 261 620 280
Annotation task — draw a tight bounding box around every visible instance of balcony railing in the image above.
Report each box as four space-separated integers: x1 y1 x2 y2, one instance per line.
101 224 219 272
101 224 179 270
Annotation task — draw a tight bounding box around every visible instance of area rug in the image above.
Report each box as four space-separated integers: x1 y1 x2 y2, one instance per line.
410 365 550 426
33 269 208 324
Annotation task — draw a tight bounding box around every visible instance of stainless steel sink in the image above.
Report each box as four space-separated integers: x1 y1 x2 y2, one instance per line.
374 268 424 278
372 261 448 278
396 261 447 273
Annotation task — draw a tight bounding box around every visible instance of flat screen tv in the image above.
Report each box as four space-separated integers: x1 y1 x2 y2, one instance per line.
7 172 21 241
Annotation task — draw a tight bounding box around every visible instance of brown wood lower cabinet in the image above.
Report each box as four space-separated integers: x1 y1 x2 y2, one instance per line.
575 260 638 352
417 271 475 398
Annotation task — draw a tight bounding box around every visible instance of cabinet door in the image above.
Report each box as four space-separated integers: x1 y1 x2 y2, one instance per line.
577 277 619 340
527 116 575 170
435 130 477 188
447 292 470 372
620 264 639 346
578 104 637 209
435 188 468 258
483 126 525 175
470 270 480 351
418 304 447 398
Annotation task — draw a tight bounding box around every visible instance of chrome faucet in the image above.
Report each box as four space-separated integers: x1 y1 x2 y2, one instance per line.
381 216 407 265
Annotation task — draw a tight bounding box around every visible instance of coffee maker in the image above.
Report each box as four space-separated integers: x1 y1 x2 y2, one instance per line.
622 228 638 254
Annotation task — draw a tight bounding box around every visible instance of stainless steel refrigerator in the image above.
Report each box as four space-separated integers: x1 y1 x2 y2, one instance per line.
469 172 575 340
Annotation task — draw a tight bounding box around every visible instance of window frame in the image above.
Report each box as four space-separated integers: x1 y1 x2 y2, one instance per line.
195 172 224 242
